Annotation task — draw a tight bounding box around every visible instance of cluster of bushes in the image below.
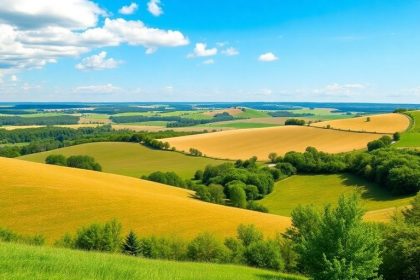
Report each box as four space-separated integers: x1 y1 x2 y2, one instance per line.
46 154 102 171
167 112 235 128
276 146 420 195
142 171 186 188
284 119 306 126
0 228 45 246
189 148 203 156
367 135 393 151
0 115 79 125
56 221 292 272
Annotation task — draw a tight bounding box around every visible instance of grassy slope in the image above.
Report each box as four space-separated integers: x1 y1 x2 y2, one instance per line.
210 122 280 129
395 110 420 148
0 157 290 241
20 142 227 179
0 242 306 280
260 174 414 216
164 126 383 160
237 108 271 118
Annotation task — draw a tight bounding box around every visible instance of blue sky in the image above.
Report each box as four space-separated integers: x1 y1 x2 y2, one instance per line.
0 0 420 102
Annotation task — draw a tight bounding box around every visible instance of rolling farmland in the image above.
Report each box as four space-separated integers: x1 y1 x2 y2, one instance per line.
310 113 410 133
20 142 227 179
164 126 384 160
0 157 290 241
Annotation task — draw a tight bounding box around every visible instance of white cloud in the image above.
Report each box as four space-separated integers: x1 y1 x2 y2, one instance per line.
10 74 18 82
74 83 121 94
189 43 217 58
222 47 239 56
148 0 163 16
258 52 278 62
76 51 121 70
203 59 214 64
323 83 367 93
119 2 138 15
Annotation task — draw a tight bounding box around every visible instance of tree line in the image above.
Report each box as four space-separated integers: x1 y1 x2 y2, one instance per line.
0 115 79 125
46 154 102 171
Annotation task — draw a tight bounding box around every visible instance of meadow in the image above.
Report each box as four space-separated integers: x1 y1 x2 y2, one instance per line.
260 174 414 217
20 142 227 179
0 157 291 241
311 113 410 133
164 126 384 160
394 110 420 148
0 242 306 280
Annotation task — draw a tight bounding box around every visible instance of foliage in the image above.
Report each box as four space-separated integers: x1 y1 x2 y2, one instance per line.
189 148 203 156
66 155 102 171
0 115 79 125
45 154 67 166
229 184 247 208
285 119 306 126
285 194 382 280
367 135 392 151
143 171 186 188
187 233 228 263
244 240 284 271
122 231 141 256
0 228 44 246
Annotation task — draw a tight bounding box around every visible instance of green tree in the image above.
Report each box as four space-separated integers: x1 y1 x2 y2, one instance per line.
66 155 102 171
208 184 225 204
45 154 67 166
268 152 278 163
244 240 284 271
187 232 228 263
73 219 122 252
122 231 141 256
229 185 247 208
286 194 382 280
237 224 263 246
393 132 401 141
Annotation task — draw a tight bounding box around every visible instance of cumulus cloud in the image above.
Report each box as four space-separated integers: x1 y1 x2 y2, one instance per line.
222 47 239 56
0 0 188 71
76 51 121 70
119 2 138 15
322 83 367 93
203 59 214 64
148 0 163 16
258 52 278 62
188 43 217 58
74 83 121 94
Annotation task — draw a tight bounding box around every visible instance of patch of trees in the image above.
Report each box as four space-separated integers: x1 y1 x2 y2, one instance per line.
110 115 183 123
189 148 203 156
46 154 102 171
367 135 392 151
142 171 186 188
0 115 79 125
277 146 420 195
284 119 306 126
167 112 235 127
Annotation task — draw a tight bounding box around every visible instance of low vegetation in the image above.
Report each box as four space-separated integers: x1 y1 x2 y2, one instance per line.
46 154 102 171
0 115 79 126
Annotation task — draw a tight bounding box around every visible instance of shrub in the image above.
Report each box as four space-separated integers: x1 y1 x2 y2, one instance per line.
187 233 228 263
0 228 44 246
246 201 268 213
244 240 284 271
268 152 278 163
194 170 203 180
189 148 203 156
45 154 67 166
208 184 226 204
285 119 306 126
237 224 263 247
195 185 211 202
139 236 187 261
393 132 401 141
229 185 247 208
66 155 102 171
145 171 186 188
275 162 297 176
73 219 122 252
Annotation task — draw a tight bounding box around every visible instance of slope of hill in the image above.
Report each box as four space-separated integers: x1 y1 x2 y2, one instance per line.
395 110 420 148
0 157 290 241
0 242 306 280
20 142 227 179
164 126 384 160
310 113 410 133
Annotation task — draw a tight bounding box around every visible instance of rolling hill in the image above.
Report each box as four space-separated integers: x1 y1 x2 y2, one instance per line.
163 126 384 160
0 157 290 242
310 113 410 133
20 142 227 179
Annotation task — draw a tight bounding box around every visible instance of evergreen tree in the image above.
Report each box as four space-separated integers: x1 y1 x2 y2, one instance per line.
122 231 141 256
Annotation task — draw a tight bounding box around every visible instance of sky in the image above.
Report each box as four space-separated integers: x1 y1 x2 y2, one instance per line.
0 0 420 103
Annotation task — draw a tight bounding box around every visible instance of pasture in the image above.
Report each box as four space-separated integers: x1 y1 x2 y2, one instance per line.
164 126 384 160
260 174 413 216
20 142 227 179
395 110 420 147
0 157 291 241
310 113 410 133
0 242 306 280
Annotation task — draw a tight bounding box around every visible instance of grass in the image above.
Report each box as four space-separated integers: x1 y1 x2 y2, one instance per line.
20 142 227 179
164 126 383 160
0 157 291 241
260 174 414 216
395 110 420 148
311 113 410 133
237 108 271 118
0 242 306 280
209 122 280 129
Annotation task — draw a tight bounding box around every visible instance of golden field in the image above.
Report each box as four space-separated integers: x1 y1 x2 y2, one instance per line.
311 113 410 133
164 126 384 160
0 157 290 242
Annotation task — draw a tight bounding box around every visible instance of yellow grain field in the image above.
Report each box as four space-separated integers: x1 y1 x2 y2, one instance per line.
164 126 384 160
311 113 410 133
0 157 290 242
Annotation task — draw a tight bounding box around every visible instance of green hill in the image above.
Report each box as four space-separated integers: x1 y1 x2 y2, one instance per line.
395 110 420 148
20 142 227 179
0 242 306 280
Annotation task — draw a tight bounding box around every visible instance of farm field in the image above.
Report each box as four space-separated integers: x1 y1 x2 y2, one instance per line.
311 113 410 133
20 142 227 179
0 242 306 280
395 110 420 148
260 174 414 216
164 126 384 160
0 157 291 241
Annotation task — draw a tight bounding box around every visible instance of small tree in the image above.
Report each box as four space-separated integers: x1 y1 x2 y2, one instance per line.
393 132 401 141
208 184 225 204
237 224 263 247
268 152 278 163
366 117 371 122
187 233 228 263
122 231 141 256
45 154 67 166
244 240 284 271
229 185 247 208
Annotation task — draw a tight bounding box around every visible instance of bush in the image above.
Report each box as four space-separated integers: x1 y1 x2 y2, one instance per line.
229 185 247 208
45 154 67 166
208 184 226 204
73 220 122 252
275 162 297 176
189 148 203 157
0 228 44 246
144 171 186 188
195 185 211 202
66 155 102 171
237 224 263 246
246 201 268 213
285 119 306 126
393 132 401 141
244 240 284 271
187 233 228 263
139 236 187 261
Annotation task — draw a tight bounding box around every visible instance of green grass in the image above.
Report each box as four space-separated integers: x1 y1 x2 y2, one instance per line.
208 122 279 129
0 242 306 280
81 113 110 120
122 121 169 126
260 174 414 216
395 110 420 147
237 109 271 118
19 142 228 179
19 112 71 118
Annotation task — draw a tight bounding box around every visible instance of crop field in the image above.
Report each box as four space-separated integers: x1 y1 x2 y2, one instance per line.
311 113 410 133
20 142 227 179
79 114 111 124
0 157 291 241
260 174 413 216
0 242 306 280
395 110 420 148
209 122 280 129
202 108 243 117
164 126 384 160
